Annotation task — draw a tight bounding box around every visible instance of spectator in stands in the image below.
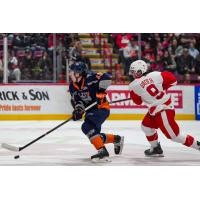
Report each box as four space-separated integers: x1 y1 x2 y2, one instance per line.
162 36 169 50
130 38 139 52
152 51 164 71
142 33 155 44
48 34 55 51
123 43 137 75
29 34 47 52
7 34 14 41
12 34 23 48
140 53 150 66
12 34 28 49
0 58 3 82
0 34 4 39
189 42 199 59
155 42 163 57
68 41 82 64
59 50 69 82
70 33 79 41
48 33 65 51
9 51 18 66
168 33 175 41
176 48 195 83
8 51 21 82
168 39 177 56
21 50 35 80
195 54 200 80
169 38 183 57
143 42 155 60
115 34 132 64
63 34 74 50
108 34 119 53
116 33 132 49
37 51 52 80
161 50 176 73
149 33 160 51
178 34 193 48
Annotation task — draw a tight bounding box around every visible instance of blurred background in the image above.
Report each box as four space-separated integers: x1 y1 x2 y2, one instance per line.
1 33 200 84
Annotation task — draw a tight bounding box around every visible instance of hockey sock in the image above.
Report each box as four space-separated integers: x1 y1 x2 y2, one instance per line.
99 133 115 144
90 135 105 150
183 134 199 150
141 125 159 148
171 134 199 150
105 134 115 144
146 133 159 148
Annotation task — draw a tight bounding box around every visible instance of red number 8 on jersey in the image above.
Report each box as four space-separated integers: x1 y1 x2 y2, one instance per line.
146 84 164 100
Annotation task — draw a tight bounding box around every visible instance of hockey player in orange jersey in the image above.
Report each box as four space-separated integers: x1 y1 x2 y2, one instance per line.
69 62 124 161
129 60 200 156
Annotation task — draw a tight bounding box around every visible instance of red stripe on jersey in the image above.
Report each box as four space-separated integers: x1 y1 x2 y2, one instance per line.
146 133 158 142
130 90 142 105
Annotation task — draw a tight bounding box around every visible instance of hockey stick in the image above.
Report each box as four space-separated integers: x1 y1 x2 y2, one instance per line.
1 116 73 152
1 101 97 152
1 97 131 152
109 97 131 104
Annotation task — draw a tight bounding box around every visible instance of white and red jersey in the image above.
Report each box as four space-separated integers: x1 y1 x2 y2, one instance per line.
129 71 177 115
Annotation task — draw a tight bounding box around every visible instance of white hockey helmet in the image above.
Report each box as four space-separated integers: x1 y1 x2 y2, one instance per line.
129 60 148 78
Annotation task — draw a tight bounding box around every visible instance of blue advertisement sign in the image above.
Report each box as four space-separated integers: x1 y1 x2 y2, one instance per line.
195 86 200 120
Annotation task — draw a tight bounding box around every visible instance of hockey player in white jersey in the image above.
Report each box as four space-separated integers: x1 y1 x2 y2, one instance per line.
129 60 200 156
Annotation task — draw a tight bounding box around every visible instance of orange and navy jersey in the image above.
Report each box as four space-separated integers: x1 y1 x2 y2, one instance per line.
69 72 111 111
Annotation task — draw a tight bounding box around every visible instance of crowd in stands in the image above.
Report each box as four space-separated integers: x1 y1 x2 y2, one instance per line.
0 33 83 83
111 33 200 83
1 33 200 84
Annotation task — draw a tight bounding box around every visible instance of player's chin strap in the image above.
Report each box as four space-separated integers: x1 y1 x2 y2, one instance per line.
1 97 131 152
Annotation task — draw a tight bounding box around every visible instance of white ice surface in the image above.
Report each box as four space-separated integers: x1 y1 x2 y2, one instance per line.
0 120 200 166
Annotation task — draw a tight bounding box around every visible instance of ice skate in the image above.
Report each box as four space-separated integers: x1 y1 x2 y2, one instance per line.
196 141 200 150
144 143 164 157
114 135 124 155
91 147 110 162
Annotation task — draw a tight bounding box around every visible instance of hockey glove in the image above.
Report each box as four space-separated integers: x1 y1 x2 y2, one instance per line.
72 103 85 121
72 108 84 121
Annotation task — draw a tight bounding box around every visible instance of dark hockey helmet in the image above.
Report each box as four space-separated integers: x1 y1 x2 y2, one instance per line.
69 62 88 76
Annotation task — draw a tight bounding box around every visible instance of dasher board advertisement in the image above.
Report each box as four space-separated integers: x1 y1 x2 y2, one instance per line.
107 85 194 120
0 84 70 120
0 84 195 120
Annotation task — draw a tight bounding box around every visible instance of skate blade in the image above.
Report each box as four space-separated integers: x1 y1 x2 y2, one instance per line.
91 157 111 163
145 154 164 158
115 136 125 155
118 136 124 155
